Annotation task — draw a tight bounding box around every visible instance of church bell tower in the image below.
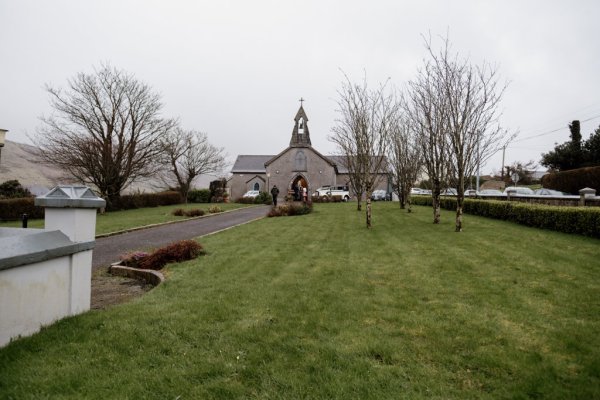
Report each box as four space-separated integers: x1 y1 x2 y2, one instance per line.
289 98 311 147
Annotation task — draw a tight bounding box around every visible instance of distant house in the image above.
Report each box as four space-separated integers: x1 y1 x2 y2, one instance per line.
229 105 388 200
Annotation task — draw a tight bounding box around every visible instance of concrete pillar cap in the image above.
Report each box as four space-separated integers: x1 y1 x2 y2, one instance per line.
34 186 106 209
579 187 596 195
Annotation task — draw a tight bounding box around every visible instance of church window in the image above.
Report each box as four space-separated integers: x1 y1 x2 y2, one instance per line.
295 150 307 171
298 118 304 134
253 182 260 191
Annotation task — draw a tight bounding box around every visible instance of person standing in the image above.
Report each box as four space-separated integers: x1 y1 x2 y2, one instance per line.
271 185 280 206
302 186 308 202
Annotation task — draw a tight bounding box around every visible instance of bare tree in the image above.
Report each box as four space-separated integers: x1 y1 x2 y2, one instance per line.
159 128 226 202
405 57 451 224
330 75 395 228
35 64 176 206
424 36 512 231
388 110 422 212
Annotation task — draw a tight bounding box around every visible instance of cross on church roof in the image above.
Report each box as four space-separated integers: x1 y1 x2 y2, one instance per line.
299 97 305 106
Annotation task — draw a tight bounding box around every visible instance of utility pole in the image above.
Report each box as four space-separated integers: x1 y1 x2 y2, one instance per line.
501 144 506 181
476 130 481 192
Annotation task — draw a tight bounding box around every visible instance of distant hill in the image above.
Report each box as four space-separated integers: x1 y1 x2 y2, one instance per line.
0 140 67 194
0 140 217 195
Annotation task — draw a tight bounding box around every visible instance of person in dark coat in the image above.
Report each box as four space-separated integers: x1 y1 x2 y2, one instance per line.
270 185 280 206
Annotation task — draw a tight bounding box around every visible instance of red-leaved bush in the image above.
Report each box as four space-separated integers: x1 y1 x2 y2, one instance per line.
119 251 151 268
136 240 205 270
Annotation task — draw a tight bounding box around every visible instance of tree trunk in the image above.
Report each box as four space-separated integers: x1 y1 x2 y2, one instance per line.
407 193 412 213
432 190 441 224
455 202 463 232
356 197 362 211
455 175 465 232
366 197 372 228
399 191 406 209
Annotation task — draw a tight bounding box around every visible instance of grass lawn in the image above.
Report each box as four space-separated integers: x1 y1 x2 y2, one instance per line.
0 202 251 236
0 203 598 399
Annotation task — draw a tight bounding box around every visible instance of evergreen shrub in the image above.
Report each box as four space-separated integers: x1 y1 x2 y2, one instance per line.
541 166 600 194
254 191 272 205
187 189 211 203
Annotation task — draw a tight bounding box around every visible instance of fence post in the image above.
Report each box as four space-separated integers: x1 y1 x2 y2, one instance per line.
579 187 596 207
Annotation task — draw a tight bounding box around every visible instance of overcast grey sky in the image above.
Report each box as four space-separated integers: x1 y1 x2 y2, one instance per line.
1 0 599 175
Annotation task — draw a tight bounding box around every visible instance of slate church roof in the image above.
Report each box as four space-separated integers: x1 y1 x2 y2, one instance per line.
230 103 350 175
231 155 273 173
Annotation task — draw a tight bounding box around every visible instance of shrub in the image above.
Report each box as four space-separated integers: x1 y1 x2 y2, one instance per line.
184 208 205 217
138 240 205 270
119 251 150 269
172 208 185 216
107 191 183 211
541 166 600 194
0 197 44 221
311 195 344 203
411 196 600 238
268 202 313 217
254 191 272 205
208 205 222 214
187 189 211 203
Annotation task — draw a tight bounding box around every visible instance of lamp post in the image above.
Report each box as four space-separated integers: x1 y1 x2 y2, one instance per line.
0 129 7 167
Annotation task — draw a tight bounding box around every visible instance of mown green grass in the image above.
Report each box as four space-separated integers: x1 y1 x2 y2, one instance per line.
0 202 251 235
0 203 598 399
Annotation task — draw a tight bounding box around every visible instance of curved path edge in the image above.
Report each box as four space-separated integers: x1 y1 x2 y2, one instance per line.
92 205 270 269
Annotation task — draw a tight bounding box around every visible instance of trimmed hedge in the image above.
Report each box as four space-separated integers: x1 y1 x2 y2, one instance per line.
411 196 600 238
541 166 600 194
187 189 211 203
0 197 44 221
107 191 183 211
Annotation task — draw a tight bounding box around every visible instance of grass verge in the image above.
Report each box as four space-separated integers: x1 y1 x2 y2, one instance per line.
0 203 598 399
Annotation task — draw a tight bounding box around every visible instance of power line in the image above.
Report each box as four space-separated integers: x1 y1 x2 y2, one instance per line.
511 113 600 144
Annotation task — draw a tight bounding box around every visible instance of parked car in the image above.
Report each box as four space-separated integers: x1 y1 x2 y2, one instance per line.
371 189 388 201
478 189 504 196
504 186 534 195
242 190 260 198
313 186 331 196
441 188 458 196
411 188 425 195
534 188 564 196
464 189 477 196
325 185 351 201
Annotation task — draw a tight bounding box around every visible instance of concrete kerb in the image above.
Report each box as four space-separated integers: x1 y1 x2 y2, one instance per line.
108 263 165 286
95 205 261 239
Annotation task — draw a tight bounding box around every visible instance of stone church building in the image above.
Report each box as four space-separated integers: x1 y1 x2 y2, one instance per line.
229 104 388 200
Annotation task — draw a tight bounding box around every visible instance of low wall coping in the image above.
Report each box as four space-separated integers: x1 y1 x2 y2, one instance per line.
0 228 94 271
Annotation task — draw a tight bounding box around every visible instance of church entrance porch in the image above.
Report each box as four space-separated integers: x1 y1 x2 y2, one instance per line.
291 175 308 201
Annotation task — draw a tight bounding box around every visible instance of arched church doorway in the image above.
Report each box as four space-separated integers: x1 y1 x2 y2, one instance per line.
291 175 308 201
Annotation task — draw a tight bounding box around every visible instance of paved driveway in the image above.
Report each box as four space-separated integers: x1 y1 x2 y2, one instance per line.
92 205 269 269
